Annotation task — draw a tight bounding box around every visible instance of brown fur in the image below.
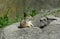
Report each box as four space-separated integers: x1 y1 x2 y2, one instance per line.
18 16 34 28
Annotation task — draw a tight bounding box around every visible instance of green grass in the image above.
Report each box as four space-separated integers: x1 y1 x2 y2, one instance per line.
0 13 23 28
25 9 39 17
30 9 39 17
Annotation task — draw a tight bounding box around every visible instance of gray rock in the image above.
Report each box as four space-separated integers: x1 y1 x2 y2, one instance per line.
0 29 4 39
1 15 60 39
0 29 2 39
3 22 20 34
3 27 49 39
3 24 60 39
2 22 48 39
33 15 60 39
33 15 55 29
43 24 60 39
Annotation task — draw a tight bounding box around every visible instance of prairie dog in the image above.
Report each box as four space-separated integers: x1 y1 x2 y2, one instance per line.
18 16 34 28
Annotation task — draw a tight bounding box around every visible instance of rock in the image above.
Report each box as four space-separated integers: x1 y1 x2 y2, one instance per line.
3 22 49 39
42 16 60 39
49 17 60 25
2 23 60 39
1 21 49 39
3 22 20 34
3 27 49 39
43 24 60 39
0 29 4 39
33 15 60 29
33 15 55 29
1 15 60 39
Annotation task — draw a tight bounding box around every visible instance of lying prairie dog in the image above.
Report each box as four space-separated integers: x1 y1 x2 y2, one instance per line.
18 16 34 28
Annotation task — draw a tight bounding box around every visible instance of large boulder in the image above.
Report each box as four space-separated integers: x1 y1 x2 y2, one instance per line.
43 24 60 39
1 15 60 39
3 22 20 35
2 23 50 39
33 15 60 28
1 20 60 39
0 22 48 39
3 27 48 39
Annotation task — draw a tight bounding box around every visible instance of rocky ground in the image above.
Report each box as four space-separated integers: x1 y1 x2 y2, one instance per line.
0 9 60 39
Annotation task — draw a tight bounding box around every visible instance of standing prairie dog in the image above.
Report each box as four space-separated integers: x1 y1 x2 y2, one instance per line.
18 16 34 28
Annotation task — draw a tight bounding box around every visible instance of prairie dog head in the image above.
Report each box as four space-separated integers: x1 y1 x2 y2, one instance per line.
19 16 34 28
